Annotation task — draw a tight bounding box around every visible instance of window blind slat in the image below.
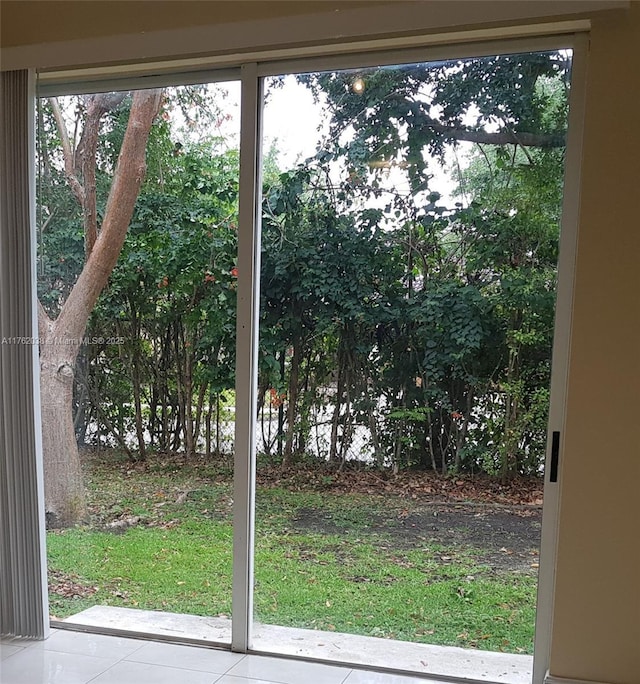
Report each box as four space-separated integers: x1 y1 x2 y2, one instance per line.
0 69 49 640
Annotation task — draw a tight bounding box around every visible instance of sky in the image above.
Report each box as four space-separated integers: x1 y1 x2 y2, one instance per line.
177 74 468 208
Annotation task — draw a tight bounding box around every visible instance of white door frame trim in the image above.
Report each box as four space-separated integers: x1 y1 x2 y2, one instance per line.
532 32 589 684
232 62 263 652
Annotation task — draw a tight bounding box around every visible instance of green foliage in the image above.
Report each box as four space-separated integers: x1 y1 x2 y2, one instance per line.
276 53 569 476
39 51 569 477
86 140 240 454
299 51 569 186
36 100 85 315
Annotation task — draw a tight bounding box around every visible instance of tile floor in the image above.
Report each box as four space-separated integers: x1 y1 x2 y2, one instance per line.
0 629 450 684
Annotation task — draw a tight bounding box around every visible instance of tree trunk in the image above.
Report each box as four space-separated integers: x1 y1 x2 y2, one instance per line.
277 349 285 461
159 327 172 451
193 380 208 455
72 343 90 445
453 391 474 472
329 355 344 463
368 407 383 467
205 390 213 459
39 89 162 527
131 350 147 460
282 342 301 468
173 321 192 456
39 343 87 528
215 393 221 455
184 351 195 458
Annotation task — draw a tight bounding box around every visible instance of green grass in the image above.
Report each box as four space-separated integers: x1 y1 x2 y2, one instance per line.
47 453 537 654
254 533 535 651
48 522 233 617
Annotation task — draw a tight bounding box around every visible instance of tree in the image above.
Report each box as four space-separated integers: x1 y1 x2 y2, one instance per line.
453 145 563 476
260 168 396 466
299 52 569 167
91 143 239 459
38 90 162 527
36 51 569 503
271 51 569 475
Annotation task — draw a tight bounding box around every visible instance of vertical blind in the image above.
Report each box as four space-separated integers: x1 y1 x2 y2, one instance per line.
0 69 49 639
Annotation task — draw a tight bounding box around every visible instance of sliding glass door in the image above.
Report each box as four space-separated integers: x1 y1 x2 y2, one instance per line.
23 31 586 684
250 45 575 680
38 81 241 642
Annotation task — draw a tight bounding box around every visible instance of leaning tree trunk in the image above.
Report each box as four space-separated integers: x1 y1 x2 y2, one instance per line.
39 89 162 527
39 335 86 528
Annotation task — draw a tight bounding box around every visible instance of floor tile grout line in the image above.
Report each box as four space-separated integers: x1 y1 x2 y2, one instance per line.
224 653 357 684
4 633 454 684
122 645 248 675
77 640 250 680
222 652 248 674
84 659 118 684
42 631 151 666
341 668 355 683
0 646 28 662
80 652 230 684
79 653 268 684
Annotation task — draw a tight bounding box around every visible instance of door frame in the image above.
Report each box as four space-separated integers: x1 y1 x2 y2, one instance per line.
30 29 589 684
231 35 589 684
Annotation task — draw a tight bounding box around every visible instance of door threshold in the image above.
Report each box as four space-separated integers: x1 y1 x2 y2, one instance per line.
61 606 532 683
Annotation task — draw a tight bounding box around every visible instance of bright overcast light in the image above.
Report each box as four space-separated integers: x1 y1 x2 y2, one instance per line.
260 74 467 206
263 75 328 169
175 72 469 207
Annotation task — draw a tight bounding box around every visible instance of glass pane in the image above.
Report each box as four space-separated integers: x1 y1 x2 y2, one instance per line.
254 50 571 679
38 82 240 642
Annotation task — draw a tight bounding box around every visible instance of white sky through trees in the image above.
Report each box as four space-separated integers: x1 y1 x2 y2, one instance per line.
196 74 466 207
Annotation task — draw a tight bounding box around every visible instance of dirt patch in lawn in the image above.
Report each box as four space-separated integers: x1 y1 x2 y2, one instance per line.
293 503 541 574
81 450 542 574
400 505 541 572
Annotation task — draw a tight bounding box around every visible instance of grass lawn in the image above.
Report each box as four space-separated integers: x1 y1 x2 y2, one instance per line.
47 450 540 654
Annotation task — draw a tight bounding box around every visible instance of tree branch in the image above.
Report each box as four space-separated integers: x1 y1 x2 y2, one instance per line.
426 118 565 148
79 99 105 258
75 93 127 258
39 208 56 234
56 89 163 347
48 97 84 205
